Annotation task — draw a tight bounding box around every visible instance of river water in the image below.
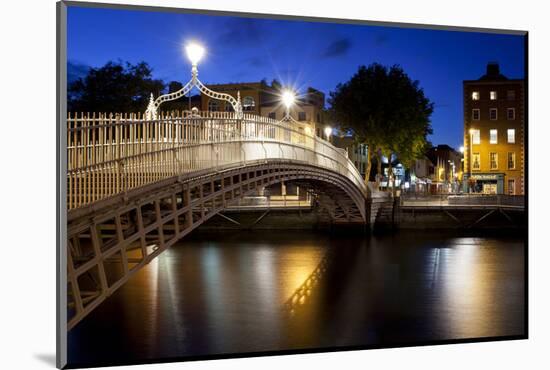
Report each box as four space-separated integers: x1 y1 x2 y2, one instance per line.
68 230 525 367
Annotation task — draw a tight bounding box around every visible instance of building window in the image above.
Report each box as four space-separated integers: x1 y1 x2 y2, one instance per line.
472 91 480 100
508 179 515 195
268 112 276 120
471 129 480 144
490 129 498 144
208 99 219 111
298 111 306 121
508 152 516 170
490 108 498 120
490 91 497 100
242 96 256 111
507 108 515 120
472 153 480 170
224 103 233 112
507 90 516 101
472 109 480 120
490 152 498 170
507 129 516 143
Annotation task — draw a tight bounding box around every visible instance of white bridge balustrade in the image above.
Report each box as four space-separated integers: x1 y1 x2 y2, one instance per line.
67 111 367 209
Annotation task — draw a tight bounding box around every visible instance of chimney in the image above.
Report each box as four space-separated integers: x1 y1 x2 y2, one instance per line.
486 62 500 77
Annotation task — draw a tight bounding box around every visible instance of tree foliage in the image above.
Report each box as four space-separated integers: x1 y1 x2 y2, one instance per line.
68 61 165 113
329 64 433 184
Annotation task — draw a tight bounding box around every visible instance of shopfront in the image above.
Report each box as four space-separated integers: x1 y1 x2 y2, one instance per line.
463 173 505 194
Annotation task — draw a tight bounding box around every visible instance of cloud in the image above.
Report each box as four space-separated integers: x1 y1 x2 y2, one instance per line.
216 18 268 47
374 33 389 46
321 38 352 58
244 55 267 68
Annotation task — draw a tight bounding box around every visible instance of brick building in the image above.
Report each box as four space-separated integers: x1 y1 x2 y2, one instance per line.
463 62 525 194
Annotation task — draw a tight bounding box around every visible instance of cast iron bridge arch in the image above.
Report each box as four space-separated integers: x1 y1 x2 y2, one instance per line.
65 110 369 330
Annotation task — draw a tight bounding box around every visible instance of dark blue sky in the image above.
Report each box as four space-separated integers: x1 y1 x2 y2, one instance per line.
67 6 525 149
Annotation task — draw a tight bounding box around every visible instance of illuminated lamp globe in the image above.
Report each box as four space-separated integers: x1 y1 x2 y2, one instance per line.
324 126 332 138
282 90 296 109
185 43 205 66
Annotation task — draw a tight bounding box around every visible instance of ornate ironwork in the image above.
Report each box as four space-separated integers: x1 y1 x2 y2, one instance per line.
145 65 243 119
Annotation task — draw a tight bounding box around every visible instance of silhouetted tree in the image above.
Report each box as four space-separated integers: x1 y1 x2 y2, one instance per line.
329 64 433 190
68 61 164 113
161 81 189 112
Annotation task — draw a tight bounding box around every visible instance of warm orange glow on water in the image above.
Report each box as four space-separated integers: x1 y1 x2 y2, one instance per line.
278 247 326 303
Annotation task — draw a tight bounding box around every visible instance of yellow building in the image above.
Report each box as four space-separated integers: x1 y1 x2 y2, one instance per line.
200 82 264 114
201 82 325 138
463 63 525 195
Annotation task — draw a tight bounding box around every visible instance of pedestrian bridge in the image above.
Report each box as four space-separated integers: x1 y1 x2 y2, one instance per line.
65 111 369 330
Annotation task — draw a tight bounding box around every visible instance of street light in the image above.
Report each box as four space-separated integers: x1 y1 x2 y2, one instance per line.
459 146 464 153
324 126 332 141
281 89 296 119
185 42 205 66
468 128 475 193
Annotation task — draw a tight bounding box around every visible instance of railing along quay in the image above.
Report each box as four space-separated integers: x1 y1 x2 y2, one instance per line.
67 111 367 210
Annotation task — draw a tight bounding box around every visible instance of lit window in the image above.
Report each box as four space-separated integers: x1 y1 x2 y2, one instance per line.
508 179 515 195
507 108 515 120
472 91 480 100
490 91 498 100
490 108 498 120
242 96 256 111
490 129 498 144
507 129 515 143
507 90 516 100
508 152 516 170
472 109 480 120
471 129 480 144
472 153 480 170
490 152 498 170
208 99 219 111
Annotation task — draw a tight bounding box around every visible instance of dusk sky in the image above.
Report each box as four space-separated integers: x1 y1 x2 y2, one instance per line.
67 6 525 149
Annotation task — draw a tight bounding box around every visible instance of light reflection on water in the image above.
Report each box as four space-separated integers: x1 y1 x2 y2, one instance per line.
68 231 525 366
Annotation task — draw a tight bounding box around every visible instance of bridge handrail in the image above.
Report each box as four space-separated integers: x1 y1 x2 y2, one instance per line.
66 111 367 209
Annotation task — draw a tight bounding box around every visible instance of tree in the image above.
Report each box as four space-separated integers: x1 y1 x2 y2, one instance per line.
162 81 189 112
68 61 165 113
328 64 433 190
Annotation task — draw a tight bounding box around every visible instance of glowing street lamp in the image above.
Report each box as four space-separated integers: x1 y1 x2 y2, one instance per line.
459 146 464 153
467 128 476 193
281 89 296 119
185 42 205 82
324 126 332 141
185 42 205 66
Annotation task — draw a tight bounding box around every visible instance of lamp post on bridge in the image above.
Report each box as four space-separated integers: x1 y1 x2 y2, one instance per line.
324 126 332 143
145 41 243 119
282 89 296 120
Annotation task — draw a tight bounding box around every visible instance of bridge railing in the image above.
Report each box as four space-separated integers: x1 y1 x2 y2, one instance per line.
400 193 525 208
67 111 367 209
